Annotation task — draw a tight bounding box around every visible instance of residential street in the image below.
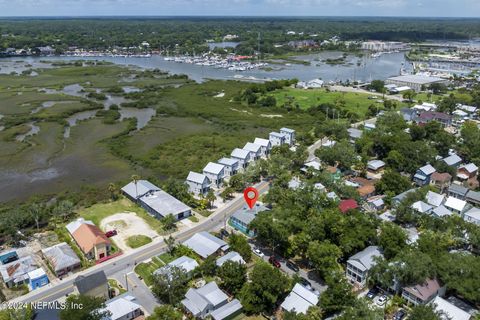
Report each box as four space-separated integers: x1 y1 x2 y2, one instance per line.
8 180 270 307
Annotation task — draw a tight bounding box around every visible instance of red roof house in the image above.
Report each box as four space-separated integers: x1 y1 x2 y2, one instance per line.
339 199 359 213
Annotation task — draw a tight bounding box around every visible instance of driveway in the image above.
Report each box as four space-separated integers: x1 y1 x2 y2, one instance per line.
100 212 159 252
250 243 328 295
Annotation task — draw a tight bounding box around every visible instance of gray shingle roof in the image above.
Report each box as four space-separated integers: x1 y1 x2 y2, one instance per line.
449 184 469 196
74 271 107 294
467 190 480 202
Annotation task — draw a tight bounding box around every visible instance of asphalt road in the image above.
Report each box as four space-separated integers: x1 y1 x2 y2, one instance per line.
8 180 270 306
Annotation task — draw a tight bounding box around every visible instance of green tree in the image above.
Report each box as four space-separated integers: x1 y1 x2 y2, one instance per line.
59 295 109 320
376 170 412 196
151 266 189 305
194 255 217 277
228 233 252 262
307 241 342 278
378 223 408 259
240 262 289 314
402 89 417 102
315 140 357 171
337 299 383 320
368 80 385 93
409 304 441 320
320 272 356 316
218 261 247 294
161 214 176 232
0 306 34 320
205 189 216 209
147 305 183 320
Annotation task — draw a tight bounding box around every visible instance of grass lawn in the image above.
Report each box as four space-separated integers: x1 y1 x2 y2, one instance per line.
158 252 176 264
77 197 165 234
188 215 199 223
108 279 127 295
126 235 152 248
134 256 165 286
271 87 382 117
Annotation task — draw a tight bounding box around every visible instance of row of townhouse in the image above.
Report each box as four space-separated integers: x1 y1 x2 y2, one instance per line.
185 128 296 197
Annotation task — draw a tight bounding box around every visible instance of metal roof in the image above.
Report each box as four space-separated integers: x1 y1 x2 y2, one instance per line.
121 180 160 199
432 205 453 218
281 283 319 314
230 204 269 226
444 197 468 212
203 162 225 175
210 299 243 320
65 218 94 235
182 282 228 316
217 158 238 167
155 256 199 275
367 159 386 171
231 148 250 160
388 74 445 84
442 154 462 166
183 232 227 258
418 164 436 176
243 142 262 153
102 293 142 320
280 127 295 133
347 246 382 272
216 251 245 267
426 191 445 207
42 242 80 272
140 190 190 218
187 171 209 185
253 138 271 148
433 296 471 320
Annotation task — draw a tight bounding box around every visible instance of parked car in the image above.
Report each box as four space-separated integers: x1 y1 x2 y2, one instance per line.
105 230 117 237
220 229 229 238
286 260 299 272
268 256 281 268
393 309 406 320
299 277 312 289
366 287 379 299
377 295 387 306
253 247 264 258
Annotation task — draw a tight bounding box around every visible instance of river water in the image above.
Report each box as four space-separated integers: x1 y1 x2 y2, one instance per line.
1 51 413 83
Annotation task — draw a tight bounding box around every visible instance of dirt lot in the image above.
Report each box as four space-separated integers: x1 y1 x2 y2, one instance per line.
100 212 159 252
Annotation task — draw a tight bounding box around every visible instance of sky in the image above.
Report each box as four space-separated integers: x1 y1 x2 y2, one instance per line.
0 0 479 17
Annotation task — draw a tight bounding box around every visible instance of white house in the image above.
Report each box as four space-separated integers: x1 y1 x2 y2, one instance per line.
280 127 296 146
217 158 239 176
463 207 480 225
231 148 252 168
203 162 226 187
426 191 445 207
442 154 462 168
155 256 199 278
186 171 210 196
216 251 245 267
101 293 144 320
432 296 472 320
444 196 469 214
411 201 433 214
281 283 319 315
346 246 383 288
253 138 272 157
269 132 286 146
182 282 240 319
183 232 228 259
243 142 262 160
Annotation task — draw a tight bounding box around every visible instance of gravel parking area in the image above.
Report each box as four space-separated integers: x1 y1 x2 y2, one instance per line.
100 212 159 252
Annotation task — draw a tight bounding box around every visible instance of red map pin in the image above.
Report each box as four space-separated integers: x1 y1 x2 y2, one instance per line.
244 187 259 209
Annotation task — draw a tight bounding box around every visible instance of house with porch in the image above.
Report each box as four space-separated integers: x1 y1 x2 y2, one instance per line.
203 162 226 187
217 158 239 177
231 148 252 168
346 246 383 288
42 242 81 277
269 132 286 146
414 164 436 186
402 278 445 306
463 207 480 225
183 232 229 259
442 153 462 168
281 283 319 315
243 142 262 160
121 180 160 201
66 218 111 261
101 293 145 320
280 127 296 146
448 184 469 200
253 138 272 157
229 203 270 237
186 171 210 197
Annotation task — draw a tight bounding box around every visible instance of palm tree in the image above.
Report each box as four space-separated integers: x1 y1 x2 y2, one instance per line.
108 183 117 201
131 174 141 199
